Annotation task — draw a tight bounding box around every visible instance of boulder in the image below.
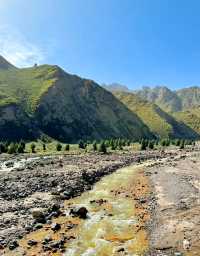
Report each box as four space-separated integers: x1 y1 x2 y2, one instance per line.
51 223 61 231
69 206 88 219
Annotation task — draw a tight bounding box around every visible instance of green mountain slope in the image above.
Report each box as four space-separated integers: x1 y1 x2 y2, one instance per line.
113 91 199 139
0 64 58 112
173 107 200 135
0 56 153 142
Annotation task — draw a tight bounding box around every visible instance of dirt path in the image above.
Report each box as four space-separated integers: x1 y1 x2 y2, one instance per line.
147 152 200 255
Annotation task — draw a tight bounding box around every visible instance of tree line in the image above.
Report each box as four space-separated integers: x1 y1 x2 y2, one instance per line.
0 138 195 154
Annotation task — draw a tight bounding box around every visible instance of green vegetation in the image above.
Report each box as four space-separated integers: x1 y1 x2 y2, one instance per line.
43 143 46 151
113 91 199 140
173 107 200 135
180 140 185 149
31 143 36 153
8 143 17 154
93 141 97 151
17 141 25 153
0 136 195 155
65 144 70 151
98 141 107 154
79 140 86 149
0 64 58 112
56 143 62 151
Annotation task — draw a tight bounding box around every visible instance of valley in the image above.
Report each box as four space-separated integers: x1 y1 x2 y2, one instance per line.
1 56 200 255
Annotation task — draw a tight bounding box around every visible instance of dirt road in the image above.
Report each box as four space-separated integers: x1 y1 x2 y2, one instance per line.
148 151 200 255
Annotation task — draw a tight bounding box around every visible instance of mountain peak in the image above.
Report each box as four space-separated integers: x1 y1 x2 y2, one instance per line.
102 83 131 92
0 55 16 70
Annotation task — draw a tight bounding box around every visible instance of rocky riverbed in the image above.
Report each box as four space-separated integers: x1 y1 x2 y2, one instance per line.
1 149 200 256
0 150 166 253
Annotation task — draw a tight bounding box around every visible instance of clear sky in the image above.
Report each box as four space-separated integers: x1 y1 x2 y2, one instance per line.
1 0 200 90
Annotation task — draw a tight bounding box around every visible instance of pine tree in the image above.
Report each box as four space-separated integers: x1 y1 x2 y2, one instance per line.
79 140 85 149
110 139 116 150
65 144 70 151
31 143 36 153
140 139 147 150
43 143 46 151
148 140 154 150
17 142 25 153
56 143 62 151
93 141 97 151
0 142 7 153
176 139 181 147
8 143 17 154
99 141 107 154
161 139 166 147
180 140 185 149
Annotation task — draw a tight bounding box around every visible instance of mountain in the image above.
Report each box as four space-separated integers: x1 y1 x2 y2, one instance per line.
135 86 182 112
0 55 16 70
102 83 131 92
135 86 200 112
173 107 200 135
176 86 200 110
0 56 153 142
113 91 199 139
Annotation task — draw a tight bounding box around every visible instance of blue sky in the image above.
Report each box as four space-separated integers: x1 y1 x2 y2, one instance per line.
1 0 200 90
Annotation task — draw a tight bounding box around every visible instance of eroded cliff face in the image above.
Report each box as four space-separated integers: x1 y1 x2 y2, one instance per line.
0 104 38 141
35 71 152 142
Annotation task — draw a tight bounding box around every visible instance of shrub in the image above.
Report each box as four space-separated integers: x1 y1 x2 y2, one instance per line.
65 144 70 151
148 141 154 150
8 143 17 154
110 140 116 150
140 139 147 150
165 139 170 147
161 139 166 147
56 143 62 151
176 139 181 147
79 140 85 149
93 141 97 151
99 141 107 154
0 142 8 153
17 142 25 153
180 140 185 149
31 143 36 153
43 143 46 151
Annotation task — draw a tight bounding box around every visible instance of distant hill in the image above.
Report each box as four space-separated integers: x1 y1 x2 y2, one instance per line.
135 86 182 112
134 86 200 112
176 86 200 110
113 91 199 139
0 56 153 142
0 55 16 70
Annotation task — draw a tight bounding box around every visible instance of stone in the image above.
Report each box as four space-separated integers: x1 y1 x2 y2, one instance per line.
69 206 88 219
9 240 19 250
32 208 46 223
27 239 38 246
51 223 61 231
